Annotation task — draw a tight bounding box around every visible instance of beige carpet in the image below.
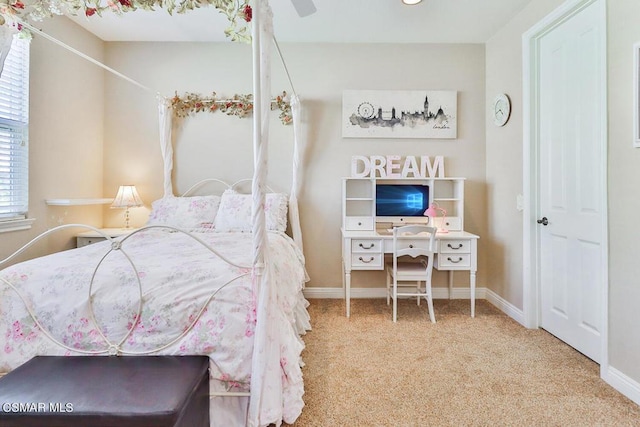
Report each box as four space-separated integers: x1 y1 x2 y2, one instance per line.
287 299 640 427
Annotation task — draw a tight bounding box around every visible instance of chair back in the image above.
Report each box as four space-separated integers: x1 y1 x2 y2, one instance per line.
389 225 437 322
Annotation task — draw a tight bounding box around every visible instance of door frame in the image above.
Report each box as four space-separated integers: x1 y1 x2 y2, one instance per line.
522 0 608 371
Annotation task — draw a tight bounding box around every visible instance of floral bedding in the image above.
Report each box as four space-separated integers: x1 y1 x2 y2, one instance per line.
0 229 309 424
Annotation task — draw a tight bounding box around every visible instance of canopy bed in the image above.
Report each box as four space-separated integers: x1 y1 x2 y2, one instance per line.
0 1 309 426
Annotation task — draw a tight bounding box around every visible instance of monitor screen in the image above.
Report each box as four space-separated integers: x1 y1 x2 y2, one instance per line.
376 184 430 217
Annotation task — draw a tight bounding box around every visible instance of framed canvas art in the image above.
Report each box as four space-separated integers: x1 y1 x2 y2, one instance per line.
342 90 457 139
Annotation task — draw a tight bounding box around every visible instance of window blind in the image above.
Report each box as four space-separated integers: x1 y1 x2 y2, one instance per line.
0 36 29 221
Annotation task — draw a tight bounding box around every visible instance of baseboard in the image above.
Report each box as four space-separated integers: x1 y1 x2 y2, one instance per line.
302 286 487 300
603 366 640 406
484 288 526 327
475 291 640 406
303 287 529 325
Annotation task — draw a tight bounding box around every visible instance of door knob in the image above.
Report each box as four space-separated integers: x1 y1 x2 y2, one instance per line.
537 217 549 226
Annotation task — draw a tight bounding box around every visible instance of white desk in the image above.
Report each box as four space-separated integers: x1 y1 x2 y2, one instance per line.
341 228 479 318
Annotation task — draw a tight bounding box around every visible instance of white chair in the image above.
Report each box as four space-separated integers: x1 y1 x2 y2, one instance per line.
385 225 437 323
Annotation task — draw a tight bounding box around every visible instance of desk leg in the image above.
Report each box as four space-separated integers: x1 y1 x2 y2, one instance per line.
448 271 454 299
345 270 351 318
470 270 476 318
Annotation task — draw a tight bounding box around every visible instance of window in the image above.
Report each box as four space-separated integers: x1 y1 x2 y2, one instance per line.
0 35 31 232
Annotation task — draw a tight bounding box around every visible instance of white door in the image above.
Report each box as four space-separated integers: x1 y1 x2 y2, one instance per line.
537 0 605 363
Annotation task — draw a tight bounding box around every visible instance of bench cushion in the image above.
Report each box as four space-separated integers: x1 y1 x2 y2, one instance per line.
0 356 209 427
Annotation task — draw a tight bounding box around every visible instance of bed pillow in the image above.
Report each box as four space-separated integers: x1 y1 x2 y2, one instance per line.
146 195 221 231
214 191 288 232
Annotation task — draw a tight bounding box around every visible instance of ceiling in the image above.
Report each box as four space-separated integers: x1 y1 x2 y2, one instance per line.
66 0 534 43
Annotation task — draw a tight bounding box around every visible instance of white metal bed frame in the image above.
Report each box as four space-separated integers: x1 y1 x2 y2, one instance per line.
0 177 299 406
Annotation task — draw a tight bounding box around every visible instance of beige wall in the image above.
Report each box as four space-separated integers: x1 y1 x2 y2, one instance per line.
0 17 104 262
486 0 640 390
607 0 640 384
101 42 487 290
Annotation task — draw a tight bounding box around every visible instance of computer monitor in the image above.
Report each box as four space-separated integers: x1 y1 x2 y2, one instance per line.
375 184 430 225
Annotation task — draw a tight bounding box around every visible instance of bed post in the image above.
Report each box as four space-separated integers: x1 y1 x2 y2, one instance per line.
158 96 174 198
250 0 267 294
248 2 280 426
289 94 304 252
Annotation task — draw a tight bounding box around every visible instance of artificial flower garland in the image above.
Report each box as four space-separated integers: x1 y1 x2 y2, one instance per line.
0 0 252 42
170 91 292 124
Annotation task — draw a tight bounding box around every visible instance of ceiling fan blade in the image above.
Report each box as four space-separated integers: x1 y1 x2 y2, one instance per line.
291 0 317 17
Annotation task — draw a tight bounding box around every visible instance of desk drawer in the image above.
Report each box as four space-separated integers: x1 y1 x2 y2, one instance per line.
345 217 374 231
439 239 471 254
395 238 433 251
351 253 383 269
352 239 383 253
436 253 471 268
77 236 106 247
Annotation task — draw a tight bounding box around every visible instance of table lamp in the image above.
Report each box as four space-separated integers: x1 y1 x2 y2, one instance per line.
111 185 143 229
423 202 448 233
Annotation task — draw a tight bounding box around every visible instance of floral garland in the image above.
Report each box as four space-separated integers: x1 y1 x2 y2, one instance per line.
0 0 252 42
170 91 292 124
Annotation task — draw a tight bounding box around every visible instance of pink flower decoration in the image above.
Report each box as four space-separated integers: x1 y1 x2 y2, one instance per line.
243 5 252 22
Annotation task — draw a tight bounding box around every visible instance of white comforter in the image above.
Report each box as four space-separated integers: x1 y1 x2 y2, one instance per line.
0 229 309 425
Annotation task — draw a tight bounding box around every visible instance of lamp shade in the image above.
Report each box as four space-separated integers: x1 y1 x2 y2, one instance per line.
111 185 143 209
423 204 440 218
423 202 449 233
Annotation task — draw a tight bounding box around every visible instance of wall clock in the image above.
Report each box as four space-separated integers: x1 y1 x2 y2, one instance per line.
492 94 511 127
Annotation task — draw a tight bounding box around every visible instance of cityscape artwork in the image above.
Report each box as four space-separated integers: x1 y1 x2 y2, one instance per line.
342 90 457 139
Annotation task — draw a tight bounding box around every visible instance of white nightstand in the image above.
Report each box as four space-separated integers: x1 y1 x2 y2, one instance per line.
76 228 137 248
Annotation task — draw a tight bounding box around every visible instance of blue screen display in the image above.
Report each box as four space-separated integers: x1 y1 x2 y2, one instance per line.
376 184 430 216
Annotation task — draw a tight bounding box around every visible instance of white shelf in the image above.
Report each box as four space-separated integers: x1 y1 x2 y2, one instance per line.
46 198 113 206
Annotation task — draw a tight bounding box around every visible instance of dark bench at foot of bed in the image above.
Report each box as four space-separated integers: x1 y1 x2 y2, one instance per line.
0 355 209 427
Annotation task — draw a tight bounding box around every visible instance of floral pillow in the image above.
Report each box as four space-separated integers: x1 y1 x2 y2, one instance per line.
146 195 221 231
214 190 288 232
